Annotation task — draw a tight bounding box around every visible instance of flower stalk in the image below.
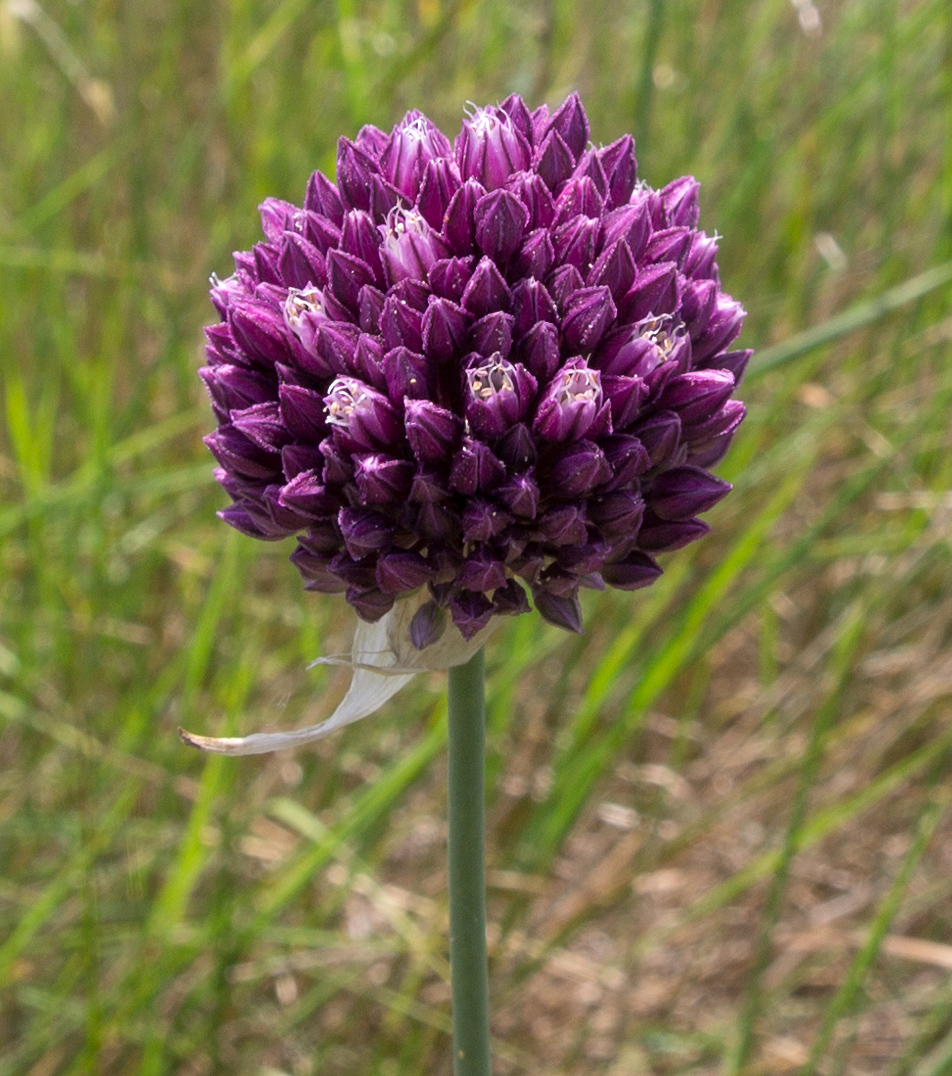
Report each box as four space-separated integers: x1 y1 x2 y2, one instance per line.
447 648 491 1076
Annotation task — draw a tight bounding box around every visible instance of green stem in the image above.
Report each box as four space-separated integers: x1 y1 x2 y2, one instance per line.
447 648 490 1076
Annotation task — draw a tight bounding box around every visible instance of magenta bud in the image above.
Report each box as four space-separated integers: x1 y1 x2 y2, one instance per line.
380 292 424 351
682 231 719 279
649 466 732 521
511 278 559 337
517 321 561 383
205 424 281 482
660 176 700 228
602 551 662 590
405 399 463 463
326 248 377 312
546 439 612 496
281 442 325 480
355 123 389 157
304 171 345 224
505 170 556 229
376 550 432 594
543 91 589 161
279 384 329 441
201 364 274 417
470 311 514 359
684 398 747 443
533 359 606 442
532 587 583 634
409 600 448 649
560 285 617 352
381 111 452 200
339 506 394 559
587 239 636 300
443 177 485 255
474 188 529 263
449 590 495 640
645 227 693 267
512 228 555 280
316 321 361 377
336 138 379 212
692 296 746 364
382 346 432 401
339 210 383 275
278 233 328 290
464 354 537 439
597 135 637 208
449 437 506 495
600 203 651 263
534 129 576 191
357 285 385 334
618 262 682 322
227 300 291 367
547 264 585 311
417 157 463 229
602 374 648 429
460 256 512 318
379 207 449 285
324 378 402 452
456 105 531 190
711 348 752 383
421 297 472 362
552 215 599 273
554 176 604 225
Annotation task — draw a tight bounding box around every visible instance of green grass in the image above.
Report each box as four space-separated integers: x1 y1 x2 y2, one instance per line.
2 0 952 1073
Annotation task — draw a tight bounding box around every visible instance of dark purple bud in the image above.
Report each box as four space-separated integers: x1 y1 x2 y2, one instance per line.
474 189 529 262
535 129 576 190
637 515 711 552
681 278 718 337
449 437 506 494
355 123 389 158
326 248 377 312
592 325 660 377
554 176 604 226
688 431 738 469
325 378 402 452
692 295 746 364
533 359 606 441
227 300 291 367
205 424 281 481
458 546 508 592
382 346 432 400
409 600 447 649
602 374 648 429
282 442 325 480
340 210 383 277
532 588 583 634
354 454 414 505
590 491 645 539
358 286 386 334
534 504 588 546
381 111 452 200
618 262 681 322
279 383 329 441
660 176 700 227
416 503 462 542
587 239 636 301
278 233 328 290
320 436 355 484
405 399 463 463
684 398 747 444
379 207 449 285
496 471 540 518
571 146 609 198
460 256 511 318
336 138 379 212
492 579 530 616
376 550 433 594
645 227 693 267
380 292 424 351
409 466 448 503
656 369 736 425
422 297 472 362
505 170 556 229
464 354 537 439
470 311 514 359
339 506 394 559
495 422 538 469
544 92 589 161
633 410 682 466
512 228 555 280
511 546 545 584
316 321 361 377
350 334 388 390
552 215 599 273
417 157 463 229
710 348 752 383
597 135 637 208
556 540 610 575
601 433 652 488
511 279 558 337
546 264 586 311
428 256 475 303
277 472 341 520
600 202 651 264
305 170 345 225
461 498 512 543
547 439 612 496
291 542 347 592
347 587 395 622
649 466 732 521
442 178 485 255
200 364 274 416
561 286 617 352
517 321 561 382
602 551 662 590
456 105 531 190
450 590 495 640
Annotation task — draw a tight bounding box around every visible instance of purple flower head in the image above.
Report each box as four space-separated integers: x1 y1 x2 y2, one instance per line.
203 94 748 640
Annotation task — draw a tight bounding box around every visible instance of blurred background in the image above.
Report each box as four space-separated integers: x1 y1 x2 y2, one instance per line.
1 1 951 1073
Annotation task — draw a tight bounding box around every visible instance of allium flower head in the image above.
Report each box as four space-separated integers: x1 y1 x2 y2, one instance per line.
201 93 749 651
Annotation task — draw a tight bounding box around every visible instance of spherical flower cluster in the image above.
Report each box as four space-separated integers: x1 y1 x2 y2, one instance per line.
202 94 749 644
